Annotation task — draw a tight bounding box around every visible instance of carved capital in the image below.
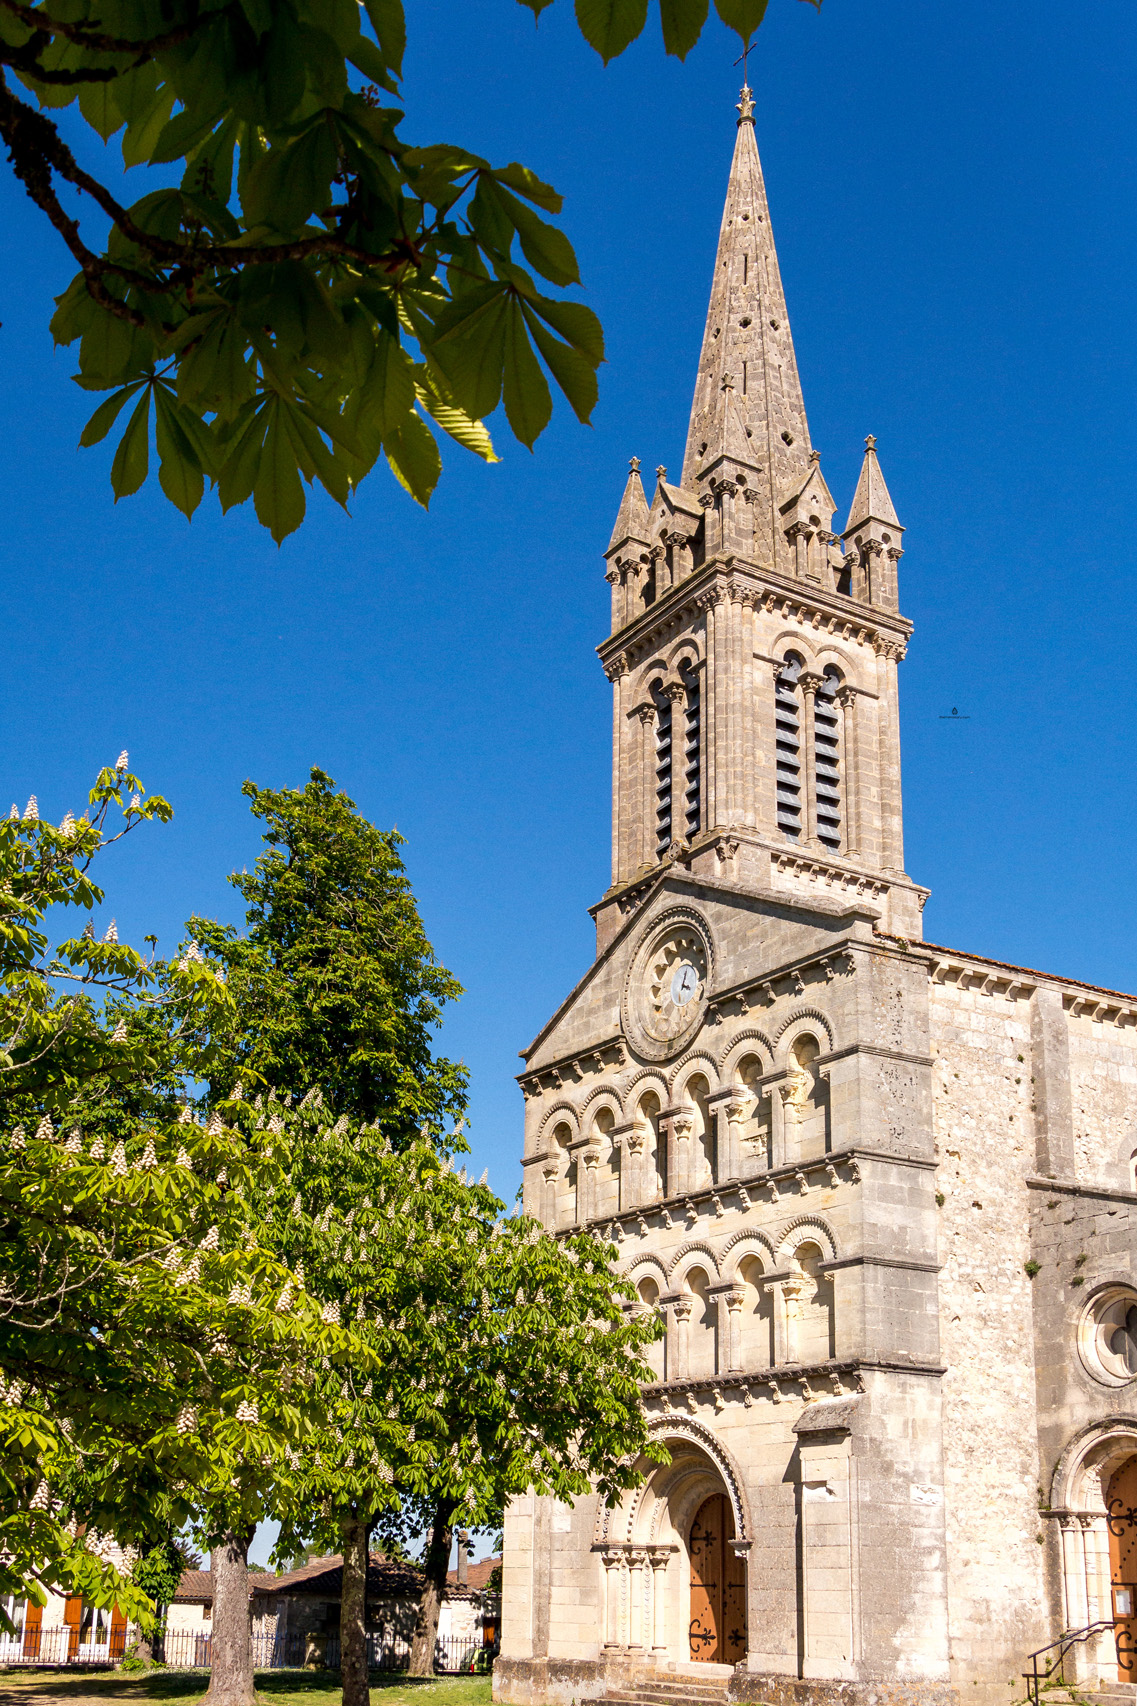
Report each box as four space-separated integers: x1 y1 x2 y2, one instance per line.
696 587 724 611
724 1287 746 1313
799 671 826 696
835 685 856 710
663 681 687 703
604 568 620 586
635 703 657 725
603 652 628 682
672 1296 694 1322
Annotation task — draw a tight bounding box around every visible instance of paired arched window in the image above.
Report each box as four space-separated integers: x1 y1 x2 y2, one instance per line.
814 668 842 851
774 653 804 840
652 680 672 855
653 662 700 857
775 653 843 851
681 660 701 840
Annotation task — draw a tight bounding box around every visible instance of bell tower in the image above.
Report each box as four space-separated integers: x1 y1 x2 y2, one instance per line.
598 86 924 951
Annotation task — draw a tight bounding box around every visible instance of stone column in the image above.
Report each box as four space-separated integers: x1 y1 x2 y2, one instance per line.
542 1164 558 1230
698 587 721 828
673 1295 693 1379
580 1145 601 1225
874 638 905 874
769 1078 787 1171
722 1286 746 1371
836 686 859 857
648 1548 670 1651
770 1275 803 1365
606 654 627 886
627 1551 647 1649
1059 1517 1088 1631
602 1550 622 1648
613 1120 639 1212
800 672 823 849
669 1110 694 1199
606 566 621 633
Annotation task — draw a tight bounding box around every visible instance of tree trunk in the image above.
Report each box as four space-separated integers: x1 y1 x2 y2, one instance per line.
408 1499 455 1678
203 1529 257 1706
340 1516 370 1706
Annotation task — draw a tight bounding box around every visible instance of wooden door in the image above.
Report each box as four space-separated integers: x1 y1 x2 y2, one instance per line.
1108 1458 1137 1681
63 1595 82 1660
688 1494 747 1664
109 1604 127 1661
22 1600 42 1659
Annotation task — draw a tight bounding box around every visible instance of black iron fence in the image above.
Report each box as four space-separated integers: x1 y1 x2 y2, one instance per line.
2 1625 494 1675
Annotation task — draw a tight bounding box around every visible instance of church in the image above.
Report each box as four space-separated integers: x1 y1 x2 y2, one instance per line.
496 86 1137 1706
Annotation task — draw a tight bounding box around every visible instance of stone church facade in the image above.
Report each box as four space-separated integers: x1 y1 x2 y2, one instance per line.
496 87 1137 1706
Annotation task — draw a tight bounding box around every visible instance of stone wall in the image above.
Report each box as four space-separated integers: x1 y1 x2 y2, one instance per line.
928 977 1047 1704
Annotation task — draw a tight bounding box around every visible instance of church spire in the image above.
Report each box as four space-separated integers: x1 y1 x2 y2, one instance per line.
680 86 813 568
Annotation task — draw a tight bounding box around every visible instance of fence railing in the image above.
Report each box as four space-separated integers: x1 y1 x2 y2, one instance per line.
1 1625 495 1675
0 1627 129 1668
1021 1620 1118 1706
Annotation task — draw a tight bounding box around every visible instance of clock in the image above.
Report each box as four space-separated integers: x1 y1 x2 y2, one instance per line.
622 911 714 1061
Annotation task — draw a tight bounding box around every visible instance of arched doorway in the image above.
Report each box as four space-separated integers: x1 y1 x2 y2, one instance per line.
688 1493 747 1664
1106 1457 1137 1679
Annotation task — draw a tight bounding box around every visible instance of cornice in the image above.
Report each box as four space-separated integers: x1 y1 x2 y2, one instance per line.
597 555 913 674
639 1353 945 1411
903 939 1137 1025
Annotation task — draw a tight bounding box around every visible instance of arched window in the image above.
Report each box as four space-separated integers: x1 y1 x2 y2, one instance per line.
814 668 842 851
685 1073 714 1190
681 659 701 840
653 681 672 855
774 653 803 840
684 1266 717 1379
592 1107 616 1220
637 1091 664 1200
788 1241 835 1364
637 1276 666 1381
784 1034 830 1160
551 1121 574 1226
739 1254 774 1369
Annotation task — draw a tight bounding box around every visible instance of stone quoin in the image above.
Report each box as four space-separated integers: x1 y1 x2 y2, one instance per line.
495 85 1137 1706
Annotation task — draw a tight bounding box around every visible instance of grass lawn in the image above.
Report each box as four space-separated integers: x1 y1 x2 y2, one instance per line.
0 1668 494 1706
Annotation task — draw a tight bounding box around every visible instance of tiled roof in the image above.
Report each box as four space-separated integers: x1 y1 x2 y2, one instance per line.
178 1549 499 1605
446 1556 501 1593
250 1553 424 1599
172 1570 213 1604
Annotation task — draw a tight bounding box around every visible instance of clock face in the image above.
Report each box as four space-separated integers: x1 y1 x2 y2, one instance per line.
622 910 714 1062
645 933 708 1042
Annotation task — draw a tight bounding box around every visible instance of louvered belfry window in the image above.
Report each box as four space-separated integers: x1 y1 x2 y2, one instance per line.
775 654 803 840
654 683 673 854
682 663 701 840
814 669 842 851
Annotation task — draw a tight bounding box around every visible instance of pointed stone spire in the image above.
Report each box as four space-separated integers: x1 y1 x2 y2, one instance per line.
681 86 813 569
841 436 904 611
606 456 650 554
844 434 901 533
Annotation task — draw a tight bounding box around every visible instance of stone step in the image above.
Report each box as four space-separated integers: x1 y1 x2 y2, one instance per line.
602 1691 729 1705
601 1691 729 1706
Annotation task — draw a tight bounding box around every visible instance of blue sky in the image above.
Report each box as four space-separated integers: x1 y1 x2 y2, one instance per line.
2 0 1135 1297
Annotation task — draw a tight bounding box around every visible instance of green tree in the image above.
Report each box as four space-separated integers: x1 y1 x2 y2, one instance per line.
0 772 368 1643
189 768 466 1139
0 0 811 541
250 1099 663 1706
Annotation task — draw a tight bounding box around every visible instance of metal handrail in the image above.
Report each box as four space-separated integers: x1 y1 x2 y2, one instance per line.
1022 1620 1118 1706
